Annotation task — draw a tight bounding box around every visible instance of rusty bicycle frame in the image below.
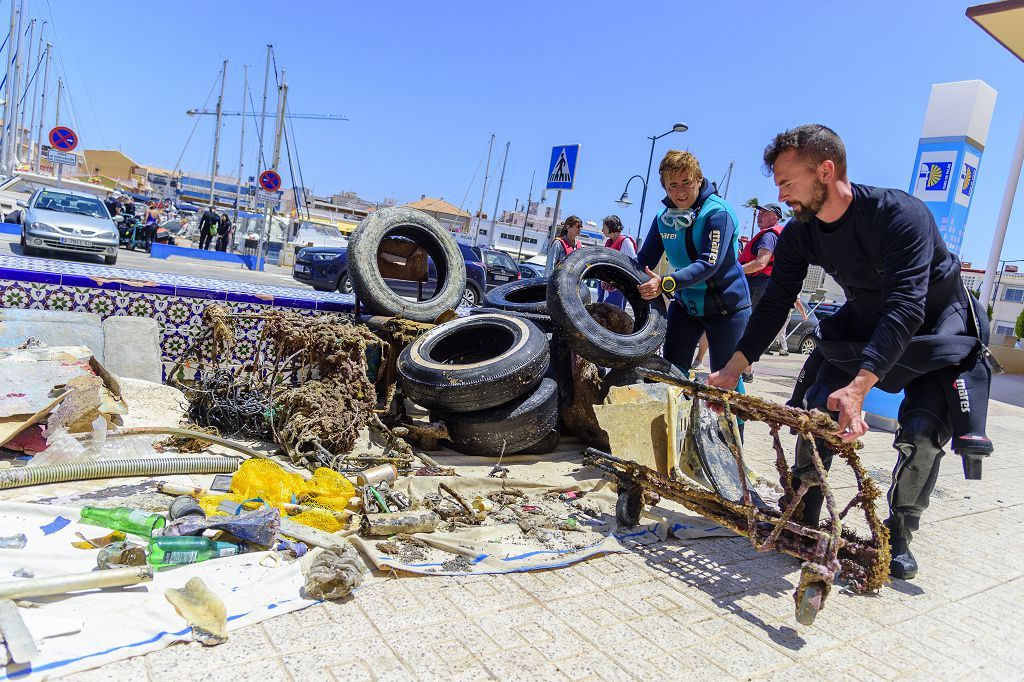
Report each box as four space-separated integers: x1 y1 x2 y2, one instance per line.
584 367 890 625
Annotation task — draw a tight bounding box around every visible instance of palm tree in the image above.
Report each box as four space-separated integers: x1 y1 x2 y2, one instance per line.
784 208 796 219
743 197 759 238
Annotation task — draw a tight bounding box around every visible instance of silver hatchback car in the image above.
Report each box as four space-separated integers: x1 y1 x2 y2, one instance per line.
20 188 120 265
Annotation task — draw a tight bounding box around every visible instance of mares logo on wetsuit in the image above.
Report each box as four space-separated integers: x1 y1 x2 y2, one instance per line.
954 378 970 413
708 230 721 265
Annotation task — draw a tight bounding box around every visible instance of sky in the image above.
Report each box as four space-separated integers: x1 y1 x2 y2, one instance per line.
21 0 1024 265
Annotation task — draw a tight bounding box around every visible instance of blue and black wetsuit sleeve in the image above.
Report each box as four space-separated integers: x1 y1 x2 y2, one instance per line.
665 209 734 287
736 227 807 362
636 216 664 270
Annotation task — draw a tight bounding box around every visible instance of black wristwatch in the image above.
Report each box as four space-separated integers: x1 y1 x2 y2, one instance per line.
661 276 677 294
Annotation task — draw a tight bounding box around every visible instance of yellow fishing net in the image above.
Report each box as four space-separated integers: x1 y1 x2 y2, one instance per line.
198 459 356 532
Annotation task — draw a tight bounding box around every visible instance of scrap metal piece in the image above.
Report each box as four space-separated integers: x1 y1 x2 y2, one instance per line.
362 511 440 536
165 577 227 647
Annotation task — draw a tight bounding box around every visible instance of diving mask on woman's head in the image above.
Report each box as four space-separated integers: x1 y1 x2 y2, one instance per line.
662 208 696 229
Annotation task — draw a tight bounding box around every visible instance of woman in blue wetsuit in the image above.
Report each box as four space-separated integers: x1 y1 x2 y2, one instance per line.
636 150 751 376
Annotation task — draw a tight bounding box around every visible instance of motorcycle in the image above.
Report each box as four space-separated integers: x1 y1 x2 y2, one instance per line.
117 214 150 251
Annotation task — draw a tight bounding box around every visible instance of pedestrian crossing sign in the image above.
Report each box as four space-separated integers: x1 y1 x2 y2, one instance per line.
546 144 580 190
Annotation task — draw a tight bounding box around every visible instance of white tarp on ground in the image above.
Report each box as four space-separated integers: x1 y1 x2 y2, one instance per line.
0 501 317 681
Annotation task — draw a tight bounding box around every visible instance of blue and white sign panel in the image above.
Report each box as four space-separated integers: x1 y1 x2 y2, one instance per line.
546 144 580 190
908 139 983 257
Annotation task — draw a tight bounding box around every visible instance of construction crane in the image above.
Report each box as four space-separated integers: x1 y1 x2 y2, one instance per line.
186 109 348 121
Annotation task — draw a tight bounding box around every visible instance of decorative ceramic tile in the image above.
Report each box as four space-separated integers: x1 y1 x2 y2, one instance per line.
0 256 356 380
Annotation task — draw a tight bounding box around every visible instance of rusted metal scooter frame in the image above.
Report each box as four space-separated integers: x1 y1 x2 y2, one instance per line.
584 368 890 626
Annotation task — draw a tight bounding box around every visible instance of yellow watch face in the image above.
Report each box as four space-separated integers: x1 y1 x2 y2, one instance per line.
662 276 676 293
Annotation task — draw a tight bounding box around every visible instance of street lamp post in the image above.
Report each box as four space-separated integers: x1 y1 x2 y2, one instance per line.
631 123 688 241
615 174 646 218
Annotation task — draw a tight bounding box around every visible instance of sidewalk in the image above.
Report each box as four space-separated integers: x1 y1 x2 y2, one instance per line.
65 356 1024 681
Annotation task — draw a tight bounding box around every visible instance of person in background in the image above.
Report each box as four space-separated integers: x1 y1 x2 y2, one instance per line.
598 214 637 309
216 213 232 252
104 192 121 219
635 150 751 380
120 194 136 217
142 201 162 249
197 206 218 250
545 215 583 272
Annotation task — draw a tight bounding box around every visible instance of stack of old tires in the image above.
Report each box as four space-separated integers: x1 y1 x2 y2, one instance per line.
396 313 560 455
349 206 671 456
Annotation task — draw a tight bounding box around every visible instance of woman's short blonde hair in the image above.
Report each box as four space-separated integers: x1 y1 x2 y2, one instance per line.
659 150 702 188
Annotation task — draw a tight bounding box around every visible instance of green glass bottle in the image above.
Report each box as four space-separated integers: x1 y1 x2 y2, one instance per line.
80 506 167 537
147 536 239 568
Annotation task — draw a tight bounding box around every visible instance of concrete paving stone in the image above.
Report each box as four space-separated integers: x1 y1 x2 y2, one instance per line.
476 647 569 680
561 616 651 652
619 611 706 652
799 645 904 682
352 580 463 633
846 627 941 674
724 603 847 659
141 624 274 678
663 650 737 681
396 657 499 682
278 637 412 680
544 591 648 629
686 624 798 679
471 604 577 653
506 565 603 603
203 655 294 681
437 574 534 615
550 649 639 681
384 618 500 663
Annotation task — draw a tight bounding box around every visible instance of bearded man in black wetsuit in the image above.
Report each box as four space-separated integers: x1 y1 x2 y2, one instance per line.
709 125 995 580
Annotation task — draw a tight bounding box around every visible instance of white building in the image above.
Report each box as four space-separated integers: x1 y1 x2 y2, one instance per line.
961 264 1024 338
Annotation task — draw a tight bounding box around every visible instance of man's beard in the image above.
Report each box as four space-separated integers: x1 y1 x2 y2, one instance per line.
791 181 828 221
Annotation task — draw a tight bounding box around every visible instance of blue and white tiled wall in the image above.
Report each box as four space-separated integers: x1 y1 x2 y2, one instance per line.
0 254 355 380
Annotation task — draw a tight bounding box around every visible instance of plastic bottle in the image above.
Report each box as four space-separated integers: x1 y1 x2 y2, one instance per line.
147 536 239 568
0 534 27 549
91 415 107 452
80 506 167 537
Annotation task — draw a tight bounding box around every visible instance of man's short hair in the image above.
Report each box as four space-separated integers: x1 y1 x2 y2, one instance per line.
659 150 702 188
763 124 847 177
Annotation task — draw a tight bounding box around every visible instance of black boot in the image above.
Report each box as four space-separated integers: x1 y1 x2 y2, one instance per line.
885 516 918 579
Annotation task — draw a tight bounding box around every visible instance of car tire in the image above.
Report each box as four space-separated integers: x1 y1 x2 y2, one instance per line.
518 428 561 455
336 273 353 294
800 335 817 355
348 207 466 322
435 378 558 456
462 282 482 307
468 306 554 334
484 277 550 315
104 254 117 266
20 231 35 257
398 313 549 413
547 247 667 369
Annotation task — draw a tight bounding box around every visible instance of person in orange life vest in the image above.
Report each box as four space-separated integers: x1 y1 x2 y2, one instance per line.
545 215 583 273
738 204 806 377
598 215 637 309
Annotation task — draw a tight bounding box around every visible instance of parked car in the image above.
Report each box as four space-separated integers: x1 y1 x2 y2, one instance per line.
517 262 545 279
20 188 120 265
293 241 487 306
473 247 521 288
772 300 821 355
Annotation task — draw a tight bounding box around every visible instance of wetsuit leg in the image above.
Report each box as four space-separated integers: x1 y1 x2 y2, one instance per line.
702 307 752 373
663 300 704 374
886 371 952 579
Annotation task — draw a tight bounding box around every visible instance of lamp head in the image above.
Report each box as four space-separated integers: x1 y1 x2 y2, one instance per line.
672 122 688 133
616 191 632 207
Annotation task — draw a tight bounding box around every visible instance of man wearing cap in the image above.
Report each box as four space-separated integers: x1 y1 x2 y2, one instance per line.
738 204 805 377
